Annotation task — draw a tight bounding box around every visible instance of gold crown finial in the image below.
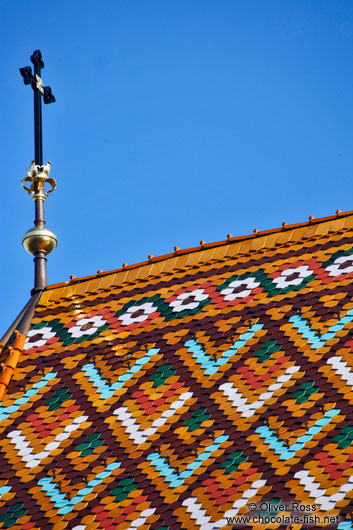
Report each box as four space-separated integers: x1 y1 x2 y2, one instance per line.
21 161 56 200
21 161 58 276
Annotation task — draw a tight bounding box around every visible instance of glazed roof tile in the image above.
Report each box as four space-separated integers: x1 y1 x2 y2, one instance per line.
1 212 353 528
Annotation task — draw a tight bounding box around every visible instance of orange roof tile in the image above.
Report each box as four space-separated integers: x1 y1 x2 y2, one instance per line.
1 212 353 528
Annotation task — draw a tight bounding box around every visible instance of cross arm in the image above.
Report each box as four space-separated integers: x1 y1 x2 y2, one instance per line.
19 67 56 104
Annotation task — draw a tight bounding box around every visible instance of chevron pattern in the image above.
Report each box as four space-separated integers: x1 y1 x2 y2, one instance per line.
185 323 263 375
1 222 353 528
147 434 229 488
256 408 340 460
38 462 121 515
82 347 160 399
182 479 267 530
7 415 88 468
289 309 353 348
219 365 300 417
113 391 193 444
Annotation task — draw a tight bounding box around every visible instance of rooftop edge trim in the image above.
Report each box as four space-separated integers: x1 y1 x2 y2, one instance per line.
45 210 353 293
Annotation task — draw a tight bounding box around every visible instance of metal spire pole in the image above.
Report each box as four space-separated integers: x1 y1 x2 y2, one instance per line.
31 50 44 167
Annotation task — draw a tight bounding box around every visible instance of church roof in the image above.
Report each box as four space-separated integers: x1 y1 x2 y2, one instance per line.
1 211 353 529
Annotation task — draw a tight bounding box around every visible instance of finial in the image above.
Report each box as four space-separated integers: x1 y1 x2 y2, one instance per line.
22 162 56 200
21 162 58 294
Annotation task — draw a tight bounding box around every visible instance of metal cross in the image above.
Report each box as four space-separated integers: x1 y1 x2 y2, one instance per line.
19 50 55 167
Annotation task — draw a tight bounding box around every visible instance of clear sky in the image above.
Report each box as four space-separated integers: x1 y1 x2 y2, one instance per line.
1 0 353 330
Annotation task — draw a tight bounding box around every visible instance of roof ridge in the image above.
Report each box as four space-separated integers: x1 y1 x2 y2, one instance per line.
45 210 352 291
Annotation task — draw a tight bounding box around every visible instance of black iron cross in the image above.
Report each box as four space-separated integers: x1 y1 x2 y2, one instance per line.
19 50 55 167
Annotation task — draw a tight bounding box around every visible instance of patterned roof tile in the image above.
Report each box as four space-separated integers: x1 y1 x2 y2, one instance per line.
1 213 353 528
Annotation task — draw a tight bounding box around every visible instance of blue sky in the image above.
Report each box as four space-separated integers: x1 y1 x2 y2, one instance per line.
1 0 353 329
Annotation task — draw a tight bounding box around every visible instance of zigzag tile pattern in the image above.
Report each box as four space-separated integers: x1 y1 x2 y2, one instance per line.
1 218 353 528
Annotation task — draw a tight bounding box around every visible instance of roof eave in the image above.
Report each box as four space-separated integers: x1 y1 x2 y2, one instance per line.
0 291 42 402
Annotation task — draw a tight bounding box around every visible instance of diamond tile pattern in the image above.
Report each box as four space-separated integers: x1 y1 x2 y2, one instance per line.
1 215 353 528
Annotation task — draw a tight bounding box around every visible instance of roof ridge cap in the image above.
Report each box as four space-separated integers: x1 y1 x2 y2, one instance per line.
46 209 353 291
